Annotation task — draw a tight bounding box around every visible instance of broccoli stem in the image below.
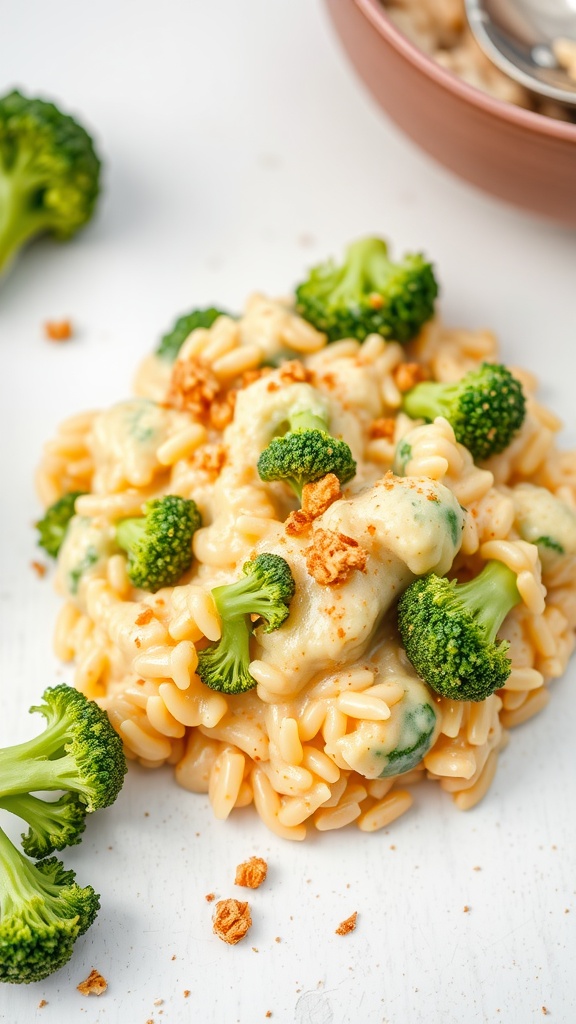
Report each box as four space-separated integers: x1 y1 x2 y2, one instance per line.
212 576 275 624
0 721 88 797
289 410 329 434
401 380 457 423
330 237 391 303
0 826 57 913
451 561 520 643
115 517 144 554
0 157 51 275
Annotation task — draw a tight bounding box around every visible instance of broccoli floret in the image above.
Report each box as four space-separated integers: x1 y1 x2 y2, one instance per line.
0 89 101 278
35 491 85 558
197 553 295 694
397 560 521 702
155 306 232 362
257 407 356 500
0 684 126 814
295 236 438 343
402 362 526 461
0 828 99 984
0 792 87 859
377 703 437 778
116 495 202 593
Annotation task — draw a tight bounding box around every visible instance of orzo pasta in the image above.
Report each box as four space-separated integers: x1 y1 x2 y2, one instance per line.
37 264 576 840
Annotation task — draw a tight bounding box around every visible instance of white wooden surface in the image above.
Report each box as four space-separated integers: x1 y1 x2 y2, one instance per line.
1 2 575 1022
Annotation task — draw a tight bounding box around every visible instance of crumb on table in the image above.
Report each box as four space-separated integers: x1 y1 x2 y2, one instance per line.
335 911 358 936
235 856 268 889
77 968 108 996
44 319 73 341
31 560 47 578
213 898 252 945
205 892 216 902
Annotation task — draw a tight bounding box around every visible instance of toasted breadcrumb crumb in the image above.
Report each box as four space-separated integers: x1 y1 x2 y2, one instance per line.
191 443 227 479
44 319 73 341
542 1008 549 1016
213 898 252 945
38 1000 47 1008
301 473 341 518
205 892 216 902
463 905 471 913
393 361 428 392
165 356 221 418
278 360 313 385
306 527 367 586
285 509 312 536
31 560 47 578
335 911 358 936
369 417 396 440
265 1012 272 1018
183 990 190 998
210 390 237 430
235 856 268 889
135 607 154 626
77 968 108 996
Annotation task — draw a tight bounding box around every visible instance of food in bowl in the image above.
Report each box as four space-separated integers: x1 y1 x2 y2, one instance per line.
382 0 576 122
36 238 576 840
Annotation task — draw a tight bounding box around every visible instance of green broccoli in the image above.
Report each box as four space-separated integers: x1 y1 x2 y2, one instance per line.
397 560 521 702
295 236 438 343
197 553 295 694
0 685 126 823
257 407 356 500
36 491 85 558
377 703 437 778
116 495 202 593
0 89 101 278
402 362 526 461
156 306 232 362
0 792 87 859
0 828 99 984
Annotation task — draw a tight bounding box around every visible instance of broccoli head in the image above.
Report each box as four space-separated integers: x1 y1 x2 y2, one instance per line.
0 89 101 277
0 828 99 984
295 236 438 343
257 408 356 500
116 494 202 593
36 491 85 558
155 306 232 362
402 362 526 461
0 792 87 860
197 553 295 694
397 560 521 702
0 684 127 813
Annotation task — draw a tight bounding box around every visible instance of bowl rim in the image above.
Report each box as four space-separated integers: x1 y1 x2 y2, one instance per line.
357 0 576 141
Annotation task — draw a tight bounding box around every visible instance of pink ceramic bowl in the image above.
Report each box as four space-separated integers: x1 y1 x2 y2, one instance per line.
325 0 576 226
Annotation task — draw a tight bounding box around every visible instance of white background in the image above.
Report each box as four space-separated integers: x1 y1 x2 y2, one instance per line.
1 2 575 1022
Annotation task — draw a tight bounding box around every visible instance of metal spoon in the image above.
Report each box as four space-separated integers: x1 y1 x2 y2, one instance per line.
464 0 576 105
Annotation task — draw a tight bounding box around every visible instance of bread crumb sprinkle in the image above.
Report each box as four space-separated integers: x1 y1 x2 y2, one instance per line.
213 898 252 945
235 856 268 889
335 911 358 936
77 968 108 996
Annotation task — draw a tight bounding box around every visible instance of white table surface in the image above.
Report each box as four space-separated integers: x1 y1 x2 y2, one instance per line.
1 2 575 1022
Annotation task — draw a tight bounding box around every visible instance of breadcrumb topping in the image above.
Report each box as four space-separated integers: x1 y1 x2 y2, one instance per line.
77 968 108 996
235 856 268 889
44 319 73 341
190 442 227 479
369 417 396 440
305 527 367 586
335 911 358 936
165 356 221 419
213 898 252 944
278 360 313 385
285 474 341 535
393 361 428 392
